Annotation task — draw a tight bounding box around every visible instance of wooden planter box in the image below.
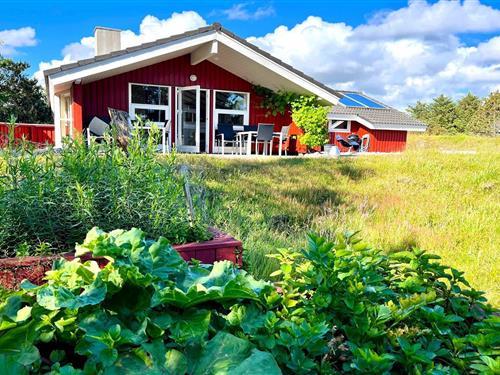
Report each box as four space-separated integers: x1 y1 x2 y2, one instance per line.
0 228 242 290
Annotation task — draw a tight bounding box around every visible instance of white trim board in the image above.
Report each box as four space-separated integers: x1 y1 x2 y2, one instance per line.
216 33 339 105
47 32 216 101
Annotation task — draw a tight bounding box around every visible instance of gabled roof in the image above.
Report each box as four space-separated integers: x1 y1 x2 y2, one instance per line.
329 105 426 132
44 23 341 105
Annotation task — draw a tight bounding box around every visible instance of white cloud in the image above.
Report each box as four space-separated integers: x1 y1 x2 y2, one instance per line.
35 11 207 85
356 0 500 39
220 3 275 20
0 27 37 56
35 1 500 108
248 1 500 108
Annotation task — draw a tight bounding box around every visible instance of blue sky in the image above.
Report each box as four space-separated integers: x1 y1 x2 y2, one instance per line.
1 0 499 107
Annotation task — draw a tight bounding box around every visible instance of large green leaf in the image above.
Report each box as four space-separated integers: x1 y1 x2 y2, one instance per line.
102 342 187 375
169 309 211 345
75 228 127 258
231 349 282 375
0 353 29 375
191 332 281 375
76 311 148 367
0 321 39 369
152 261 271 308
36 277 107 311
147 236 186 280
0 294 33 331
75 228 187 283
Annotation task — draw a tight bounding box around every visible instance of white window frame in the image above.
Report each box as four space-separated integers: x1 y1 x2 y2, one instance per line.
329 120 351 133
128 83 171 126
59 92 73 138
212 89 250 132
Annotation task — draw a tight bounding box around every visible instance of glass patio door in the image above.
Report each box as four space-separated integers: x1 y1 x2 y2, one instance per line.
176 86 200 153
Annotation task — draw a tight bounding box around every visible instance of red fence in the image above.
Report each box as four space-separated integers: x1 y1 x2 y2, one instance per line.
0 122 55 146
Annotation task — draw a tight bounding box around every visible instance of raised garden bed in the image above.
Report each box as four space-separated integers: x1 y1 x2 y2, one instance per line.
0 227 242 290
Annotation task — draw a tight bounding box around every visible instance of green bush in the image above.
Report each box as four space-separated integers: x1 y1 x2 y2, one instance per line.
291 96 330 149
0 130 209 257
266 232 498 374
0 229 497 374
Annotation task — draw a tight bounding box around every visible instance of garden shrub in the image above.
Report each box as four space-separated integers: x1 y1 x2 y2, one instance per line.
0 129 209 258
0 229 497 374
291 95 330 149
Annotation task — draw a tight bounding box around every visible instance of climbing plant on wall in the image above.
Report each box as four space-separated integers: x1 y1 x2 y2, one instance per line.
253 85 299 116
253 85 331 150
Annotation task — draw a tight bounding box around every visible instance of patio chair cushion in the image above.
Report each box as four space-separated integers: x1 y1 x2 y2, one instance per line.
335 135 353 149
88 117 110 137
217 123 236 141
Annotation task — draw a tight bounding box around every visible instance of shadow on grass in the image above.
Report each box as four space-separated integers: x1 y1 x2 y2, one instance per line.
182 155 376 276
386 236 420 253
336 159 373 181
284 186 343 207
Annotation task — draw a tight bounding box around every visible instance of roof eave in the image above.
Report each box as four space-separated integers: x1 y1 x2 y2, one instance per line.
43 23 341 105
328 112 427 132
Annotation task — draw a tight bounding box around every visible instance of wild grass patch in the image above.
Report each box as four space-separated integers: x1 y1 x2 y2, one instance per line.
0 132 209 257
180 135 500 305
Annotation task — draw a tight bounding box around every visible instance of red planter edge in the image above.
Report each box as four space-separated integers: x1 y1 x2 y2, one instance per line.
0 227 242 290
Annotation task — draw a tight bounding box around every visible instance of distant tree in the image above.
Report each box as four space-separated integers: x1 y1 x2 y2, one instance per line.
407 100 431 124
454 93 481 133
0 56 53 123
428 95 458 134
470 91 500 136
408 92 499 136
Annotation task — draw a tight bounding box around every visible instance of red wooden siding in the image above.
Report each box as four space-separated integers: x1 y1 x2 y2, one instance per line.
71 83 83 133
80 54 292 151
0 123 55 145
329 121 407 152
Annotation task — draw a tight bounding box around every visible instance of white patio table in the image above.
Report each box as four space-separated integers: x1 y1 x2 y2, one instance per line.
236 130 283 156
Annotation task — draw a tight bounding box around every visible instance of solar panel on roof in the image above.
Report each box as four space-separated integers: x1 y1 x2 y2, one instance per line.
339 95 366 107
343 93 385 109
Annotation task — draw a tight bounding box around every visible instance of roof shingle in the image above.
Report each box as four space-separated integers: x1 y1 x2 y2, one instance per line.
329 106 426 131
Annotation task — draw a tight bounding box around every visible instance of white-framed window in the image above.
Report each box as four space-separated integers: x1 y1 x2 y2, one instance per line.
59 92 73 138
129 83 171 126
328 120 351 133
213 90 249 129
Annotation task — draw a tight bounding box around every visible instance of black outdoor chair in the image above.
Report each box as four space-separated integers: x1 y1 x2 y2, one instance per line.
215 123 238 155
336 134 360 151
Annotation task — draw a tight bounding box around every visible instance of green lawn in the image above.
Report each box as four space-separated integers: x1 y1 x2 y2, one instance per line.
180 134 500 305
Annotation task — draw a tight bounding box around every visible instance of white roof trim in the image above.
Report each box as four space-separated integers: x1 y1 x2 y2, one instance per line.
47 32 216 101
216 33 339 105
46 29 340 106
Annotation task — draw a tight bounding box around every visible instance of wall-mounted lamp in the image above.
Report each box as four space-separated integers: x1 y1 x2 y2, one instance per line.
189 74 197 82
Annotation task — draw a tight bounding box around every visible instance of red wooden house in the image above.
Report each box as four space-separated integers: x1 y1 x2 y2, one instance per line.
43 23 425 153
